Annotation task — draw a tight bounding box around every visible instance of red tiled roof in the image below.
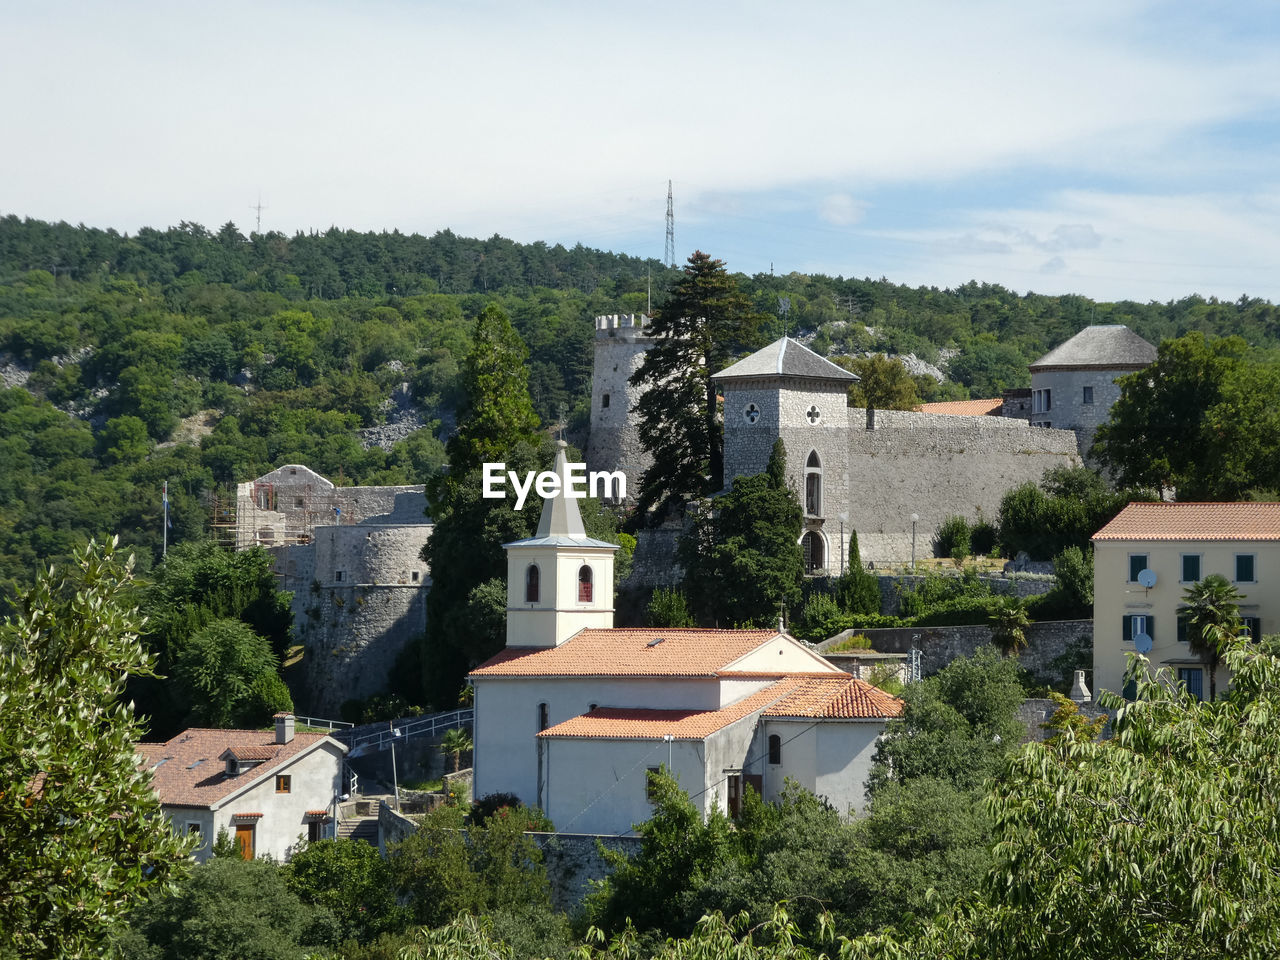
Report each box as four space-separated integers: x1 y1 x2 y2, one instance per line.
538 675 902 741
305 809 331 818
763 675 903 719
1092 502 1280 542
471 628 779 678
137 729 344 808
916 398 1003 416
538 681 799 740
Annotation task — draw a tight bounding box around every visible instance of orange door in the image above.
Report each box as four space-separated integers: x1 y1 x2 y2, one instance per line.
235 824 255 860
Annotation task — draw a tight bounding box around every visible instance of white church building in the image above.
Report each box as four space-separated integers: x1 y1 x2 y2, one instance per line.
470 441 903 834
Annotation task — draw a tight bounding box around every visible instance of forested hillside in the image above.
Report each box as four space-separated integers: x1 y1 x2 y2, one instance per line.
2 214 1279 603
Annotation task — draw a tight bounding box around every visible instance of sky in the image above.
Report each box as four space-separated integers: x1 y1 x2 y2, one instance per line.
4 0 1280 303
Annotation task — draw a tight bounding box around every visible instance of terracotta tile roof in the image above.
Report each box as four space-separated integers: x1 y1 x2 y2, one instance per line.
539 682 799 740
137 728 344 809
305 809 331 818
916 398 1004 416
763 675 903 719
471 628 779 678
1092 502 1280 542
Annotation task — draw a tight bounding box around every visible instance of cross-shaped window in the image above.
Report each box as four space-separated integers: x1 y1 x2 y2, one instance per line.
806 406 821 425
743 403 760 424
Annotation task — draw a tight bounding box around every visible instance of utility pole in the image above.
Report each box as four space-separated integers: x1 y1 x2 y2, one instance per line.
664 180 675 268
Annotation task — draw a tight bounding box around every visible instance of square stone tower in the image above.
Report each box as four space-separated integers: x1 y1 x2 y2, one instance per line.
585 314 655 504
712 338 858 576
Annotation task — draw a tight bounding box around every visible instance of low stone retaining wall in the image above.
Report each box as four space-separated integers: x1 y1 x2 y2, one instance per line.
823 619 1093 693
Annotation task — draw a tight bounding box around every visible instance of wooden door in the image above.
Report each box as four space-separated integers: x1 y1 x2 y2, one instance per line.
235 824 254 860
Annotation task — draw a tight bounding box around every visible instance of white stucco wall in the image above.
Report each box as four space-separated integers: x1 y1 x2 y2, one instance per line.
728 635 842 674
165 741 345 863
472 676 727 804
505 544 617 648
758 719 883 815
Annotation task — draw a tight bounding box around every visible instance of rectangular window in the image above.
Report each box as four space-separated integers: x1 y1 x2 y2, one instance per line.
1178 667 1204 701
307 820 324 842
1123 614 1154 643
334 571 344 582
1043 388 1051 411
1128 554 1148 583
186 822 202 837
537 702 549 732
1240 617 1262 641
602 393 610 409
1181 554 1201 583
275 775 291 794
294 497 304 508
1177 611 1188 643
1082 385 1094 404
1235 554 1256 583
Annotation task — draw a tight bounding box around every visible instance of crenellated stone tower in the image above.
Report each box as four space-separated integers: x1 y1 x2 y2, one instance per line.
585 314 654 505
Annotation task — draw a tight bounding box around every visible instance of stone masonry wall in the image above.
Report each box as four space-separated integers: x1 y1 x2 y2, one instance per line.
586 315 654 504
876 574 1056 615
1030 366 1139 464
847 408 1081 563
822 619 1094 692
294 584 428 715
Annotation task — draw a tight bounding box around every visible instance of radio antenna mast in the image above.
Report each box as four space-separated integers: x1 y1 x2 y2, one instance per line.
250 193 267 234
664 180 675 268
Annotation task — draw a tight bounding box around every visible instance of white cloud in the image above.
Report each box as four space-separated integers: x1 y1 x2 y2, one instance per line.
819 194 866 227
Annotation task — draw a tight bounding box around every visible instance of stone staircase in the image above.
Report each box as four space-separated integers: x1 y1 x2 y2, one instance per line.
337 816 379 846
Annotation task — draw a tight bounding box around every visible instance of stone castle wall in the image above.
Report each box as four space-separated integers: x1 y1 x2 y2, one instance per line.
846 409 1081 562
586 315 654 504
1030 367 1136 463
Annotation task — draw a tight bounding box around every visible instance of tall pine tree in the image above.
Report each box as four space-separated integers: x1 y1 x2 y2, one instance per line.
632 251 765 519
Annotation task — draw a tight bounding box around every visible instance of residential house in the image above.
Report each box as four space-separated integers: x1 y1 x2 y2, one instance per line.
137 713 347 861
1092 502 1280 700
470 441 902 835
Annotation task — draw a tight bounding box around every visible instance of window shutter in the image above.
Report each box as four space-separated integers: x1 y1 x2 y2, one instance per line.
1147 616 1154 642
1122 614 1132 643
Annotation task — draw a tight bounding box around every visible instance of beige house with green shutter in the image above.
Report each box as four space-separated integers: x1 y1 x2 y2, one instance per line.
1092 502 1280 701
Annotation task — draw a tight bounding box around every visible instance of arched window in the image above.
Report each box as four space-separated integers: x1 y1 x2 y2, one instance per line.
525 564 540 603
768 734 782 765
802 531 825 575
804 450 822 517
577 564 593 603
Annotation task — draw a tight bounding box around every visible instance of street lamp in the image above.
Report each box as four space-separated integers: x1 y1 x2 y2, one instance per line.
390 728 403 810
838 512 849 575
663 733 674 773
910 513 919 571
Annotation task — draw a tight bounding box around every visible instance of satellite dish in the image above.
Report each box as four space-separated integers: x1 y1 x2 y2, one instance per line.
1134 632 1153 654
1137 569 1157 588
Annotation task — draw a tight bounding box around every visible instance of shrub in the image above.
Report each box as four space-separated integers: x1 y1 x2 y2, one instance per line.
1053 545 1094 609
795 592 852 642
646 586 695 628
970 519 998 556
935 515 972 561
827 632 872 653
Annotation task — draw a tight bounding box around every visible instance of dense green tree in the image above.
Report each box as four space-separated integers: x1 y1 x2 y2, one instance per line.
1093 331 1280 498
1 540 192 959
869 646 1024 793
645 585 696 627
120 856 336 960
1180 573 1243 701
632 251 766 517
283 838 404 942
837 354 920 411
996 467 1150 561
679 438 803 626
843 635 1280 960
171 617 293 728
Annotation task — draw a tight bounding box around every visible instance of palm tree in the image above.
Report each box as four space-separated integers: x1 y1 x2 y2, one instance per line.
989 595 1032 657
441 727 473 774
1182 574 1244 701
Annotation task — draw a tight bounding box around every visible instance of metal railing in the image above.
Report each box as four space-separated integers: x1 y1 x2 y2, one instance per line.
293 715 355 730
346 708 474 753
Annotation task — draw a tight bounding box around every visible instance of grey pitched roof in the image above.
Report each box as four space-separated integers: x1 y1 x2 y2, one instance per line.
504 441 619 551
711 337 858 383
1029 325 1157 371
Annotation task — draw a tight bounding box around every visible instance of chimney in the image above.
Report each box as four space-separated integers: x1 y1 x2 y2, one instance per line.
274 712 295 744
1069 670 1092 704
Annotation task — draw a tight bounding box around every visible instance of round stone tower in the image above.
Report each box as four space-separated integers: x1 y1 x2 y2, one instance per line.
585 314 654 505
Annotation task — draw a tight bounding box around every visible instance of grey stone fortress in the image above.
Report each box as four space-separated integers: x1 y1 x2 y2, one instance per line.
585 316 1154 568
